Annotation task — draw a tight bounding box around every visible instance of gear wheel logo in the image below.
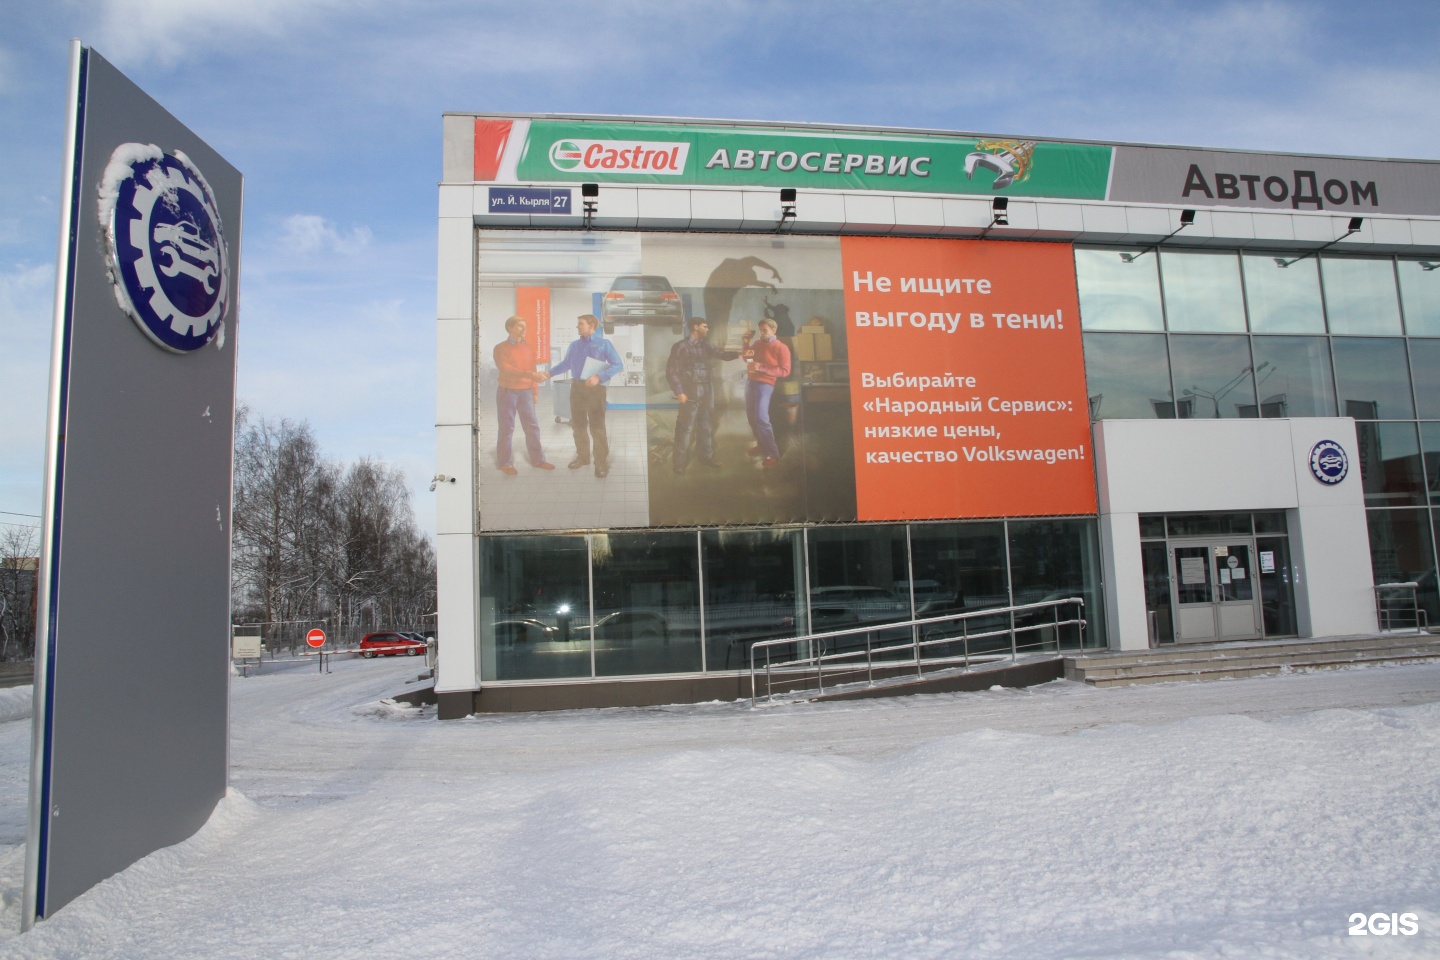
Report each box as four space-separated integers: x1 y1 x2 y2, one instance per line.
100 144 229 353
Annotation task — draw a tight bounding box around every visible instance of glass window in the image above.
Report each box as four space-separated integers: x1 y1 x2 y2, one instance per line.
1139 515 1166 539
1075 247 1164 331
907 522 1010 660
1007 518 1105 649
1140 542 1173 644
1242 254 1325 333
1408 338 1440 420
1253 512 1288 535
1421 423 1440 508
1332 338 1414 419
1159 250 1246 332
1167 513 1254 537
1321 256 1402 335
1366 508 1437 616
1082 333 1174 419
1398 260 1440 335
591 531 701 677
1256 536 1297 637
479 535 592 681
1247 336 1336 418
1356 422 1424 508
1169 335 1256 419
702 528 806 671
806 525 911 660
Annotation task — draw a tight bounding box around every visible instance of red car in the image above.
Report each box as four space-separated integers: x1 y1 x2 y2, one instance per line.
359 631 427 658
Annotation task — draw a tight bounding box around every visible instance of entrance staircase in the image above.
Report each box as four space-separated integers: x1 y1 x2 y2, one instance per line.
1064 633 1440 688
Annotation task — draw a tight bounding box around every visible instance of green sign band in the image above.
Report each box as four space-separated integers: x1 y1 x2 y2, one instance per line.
513 120 1113 200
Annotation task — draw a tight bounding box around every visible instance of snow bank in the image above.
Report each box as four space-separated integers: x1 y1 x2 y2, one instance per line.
0 659 1435 957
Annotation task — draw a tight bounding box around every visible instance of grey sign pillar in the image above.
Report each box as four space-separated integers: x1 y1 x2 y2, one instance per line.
24 42 243 926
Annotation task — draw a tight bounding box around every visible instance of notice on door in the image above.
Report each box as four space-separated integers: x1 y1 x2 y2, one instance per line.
1180 556 1207 585
1260 551 1276 574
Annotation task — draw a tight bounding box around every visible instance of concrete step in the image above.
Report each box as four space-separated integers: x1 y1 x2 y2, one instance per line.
1074 634 1438 671
1065 635 1440 687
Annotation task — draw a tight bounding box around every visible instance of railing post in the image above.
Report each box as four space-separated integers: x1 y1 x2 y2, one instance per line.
1009 607 1017 662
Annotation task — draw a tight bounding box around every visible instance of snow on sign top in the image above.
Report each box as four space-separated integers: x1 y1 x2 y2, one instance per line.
306 629 326 648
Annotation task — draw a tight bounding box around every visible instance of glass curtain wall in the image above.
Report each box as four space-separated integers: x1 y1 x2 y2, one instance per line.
1079 246 1440 628
479 517 1106 681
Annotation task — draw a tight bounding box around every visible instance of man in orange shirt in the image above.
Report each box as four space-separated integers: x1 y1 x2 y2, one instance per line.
492 316 555 476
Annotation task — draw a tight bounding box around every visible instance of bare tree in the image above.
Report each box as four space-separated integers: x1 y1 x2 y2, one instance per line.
231 405 435 647
0 524 39 660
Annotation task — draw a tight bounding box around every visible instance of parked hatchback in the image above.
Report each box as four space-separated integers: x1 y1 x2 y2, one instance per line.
600 275 683 330
359 631 427 658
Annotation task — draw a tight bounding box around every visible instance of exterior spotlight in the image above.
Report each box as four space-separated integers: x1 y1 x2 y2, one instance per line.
1274 215 1366 267
428 474 456 492
1180 209 1196 225
581 182 599 228
1420 262 1440 272
990 196 1009 226
778 187 797 229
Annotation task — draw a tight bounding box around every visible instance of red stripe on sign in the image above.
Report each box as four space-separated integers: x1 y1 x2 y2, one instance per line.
473 118 513 181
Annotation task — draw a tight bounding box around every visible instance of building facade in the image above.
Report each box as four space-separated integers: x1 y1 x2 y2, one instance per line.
434 114 1440 716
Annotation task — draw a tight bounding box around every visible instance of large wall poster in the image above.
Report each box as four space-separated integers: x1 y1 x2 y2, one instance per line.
474 231 1095 532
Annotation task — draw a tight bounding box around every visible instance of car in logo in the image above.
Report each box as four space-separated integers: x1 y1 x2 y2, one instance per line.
601 275 684 330
549 140 584 170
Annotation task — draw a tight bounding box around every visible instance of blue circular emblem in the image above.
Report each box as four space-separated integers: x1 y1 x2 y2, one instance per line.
1309 439 1349 485
102 146 229 353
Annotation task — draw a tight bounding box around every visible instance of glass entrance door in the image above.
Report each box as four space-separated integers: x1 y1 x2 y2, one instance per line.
1169 539 1261 643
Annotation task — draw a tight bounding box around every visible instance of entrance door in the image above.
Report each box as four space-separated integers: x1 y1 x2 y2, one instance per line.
1169 539 1261 643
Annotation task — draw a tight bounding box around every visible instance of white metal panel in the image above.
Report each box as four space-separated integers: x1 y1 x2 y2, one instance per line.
436 217 474 320
1080 203 1130 238
636 188 691 229
741 190 785 230
688 189 744 230
1035 202 1084 235
789 191 847 233
436 317 472 426
1206 210 1255 243
1292 213 1341 244
843 193 896 234
1251 212 1297 243
435 531 480 692
435 424 475 536
589 186 639 229
1124 205 1172 240
1098 511 1149 651
1093 419 1300 515
892 196 946 233
439 184 472 219
1369 217 1412 247
939 197 991 236
1409 218 1440 246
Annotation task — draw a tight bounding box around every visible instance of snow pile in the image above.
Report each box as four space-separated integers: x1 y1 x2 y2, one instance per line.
0 659 1435 957
0 687 31 724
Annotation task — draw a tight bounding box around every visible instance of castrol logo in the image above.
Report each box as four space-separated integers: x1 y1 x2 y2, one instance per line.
548 139 689 175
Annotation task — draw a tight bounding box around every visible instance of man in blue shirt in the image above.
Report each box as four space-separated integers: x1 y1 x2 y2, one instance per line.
549 314 624 478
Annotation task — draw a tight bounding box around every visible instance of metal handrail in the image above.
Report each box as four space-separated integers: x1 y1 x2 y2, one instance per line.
749 597 1086 705
1373 582 1429 633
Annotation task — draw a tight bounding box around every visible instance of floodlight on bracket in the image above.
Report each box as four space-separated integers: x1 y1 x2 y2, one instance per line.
1273 217 1364 268
581 183 599 229
1119 209 1196 263
777 188 797 231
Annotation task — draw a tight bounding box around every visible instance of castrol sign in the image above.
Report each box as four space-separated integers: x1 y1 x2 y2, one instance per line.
548 138 689 175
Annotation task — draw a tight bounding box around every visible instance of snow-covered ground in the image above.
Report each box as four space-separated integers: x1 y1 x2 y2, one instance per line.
0 658 1436 957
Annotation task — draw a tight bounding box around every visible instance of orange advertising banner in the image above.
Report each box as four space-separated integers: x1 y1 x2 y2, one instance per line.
840 237 1096 521
515 286 551 369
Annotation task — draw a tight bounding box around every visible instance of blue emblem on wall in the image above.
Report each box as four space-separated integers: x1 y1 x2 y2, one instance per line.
100 145 229 353
1308 439 1349 485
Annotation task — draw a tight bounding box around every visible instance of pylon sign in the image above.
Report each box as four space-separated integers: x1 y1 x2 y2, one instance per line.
25 43 243 927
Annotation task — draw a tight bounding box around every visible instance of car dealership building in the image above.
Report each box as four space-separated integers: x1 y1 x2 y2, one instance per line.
432 113 1440 717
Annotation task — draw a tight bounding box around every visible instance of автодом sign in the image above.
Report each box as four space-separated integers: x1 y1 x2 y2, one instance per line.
476 118 1114 200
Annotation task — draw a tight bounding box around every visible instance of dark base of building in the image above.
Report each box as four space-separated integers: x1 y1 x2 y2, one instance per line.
437 658 1065 717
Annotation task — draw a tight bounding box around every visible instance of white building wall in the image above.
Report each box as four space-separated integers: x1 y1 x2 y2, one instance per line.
1093 418 1374 650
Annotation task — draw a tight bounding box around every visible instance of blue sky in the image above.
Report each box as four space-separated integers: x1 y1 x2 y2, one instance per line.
3 0 1439 536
